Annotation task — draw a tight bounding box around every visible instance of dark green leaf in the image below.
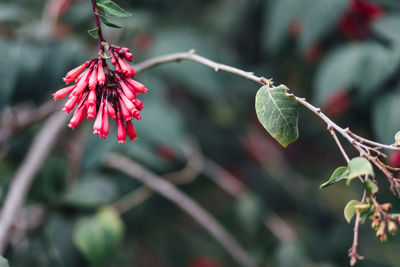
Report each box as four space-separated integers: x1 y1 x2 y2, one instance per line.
98 13 122 28
320 166 348 189
87 27 99 39
255 85 299 148
96 0 132 17
63 175 118 208
73 208 124 265
0 40 18 110
234 193 263 234
299 0 349 50
344 200 359 223
0 256 9 267
364 179 378 195
314 44 366 105
373 15 400 43
264 0 305 52
346 157 375 185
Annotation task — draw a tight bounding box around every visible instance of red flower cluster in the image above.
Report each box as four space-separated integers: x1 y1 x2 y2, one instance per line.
339 0 383 39
53 45 147 143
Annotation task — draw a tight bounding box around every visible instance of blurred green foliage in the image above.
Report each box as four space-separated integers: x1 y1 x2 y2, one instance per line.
1 0 400 266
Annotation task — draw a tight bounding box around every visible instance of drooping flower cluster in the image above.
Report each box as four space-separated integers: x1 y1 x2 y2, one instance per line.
53 45 147 143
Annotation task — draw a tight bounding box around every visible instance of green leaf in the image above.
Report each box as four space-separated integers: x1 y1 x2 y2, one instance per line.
63 175 118 209
96 0 132 17
394 131 400 146
298 0 349 50
234 193 263 234
255 85 299 148
314 43 400 104
320 166 348 189
73 208 124 265
373 15 400 43
346 157 375 185
345 158 374 185
314 44 366 105
98 13 122 28
87 27 99 39
264 0 305 52
0 256 9 267
0 40 18 111
364 179 378 195
344 200 359 223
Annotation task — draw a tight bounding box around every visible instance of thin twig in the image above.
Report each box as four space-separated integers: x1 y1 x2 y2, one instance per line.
134 50 400 153
0 111 68 254
328 127 350 163
349 191 366 266
105 153 256 267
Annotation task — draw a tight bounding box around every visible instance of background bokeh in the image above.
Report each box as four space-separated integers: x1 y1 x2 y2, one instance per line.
1 0 400 266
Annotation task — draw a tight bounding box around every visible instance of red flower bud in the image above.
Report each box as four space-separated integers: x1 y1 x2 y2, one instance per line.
68 102 88 129
125 78 147 94
63 95 79 113
118 97 132 121
132 98 144 110
97 60 106 86
88 62 98 90
126 120 137 140
106 101 116 119
116 116 127 143
52 85 76 100
101 102 109 139
93 102 104 135
63 61 90 84
389 151 400 168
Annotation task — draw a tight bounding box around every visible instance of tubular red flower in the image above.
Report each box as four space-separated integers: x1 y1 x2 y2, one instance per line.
72 68 91 96
120 94 138 115
63 95 79 113
117 76 135 101
68 102 88 129
106 101 116 119
97 60 106 86
126 120 137 140
116 116 127 143
118 97 133 121
117 57 135 77
52 85 76 100
63 61 90 84
88 62 98 90
101 102 109 139
132 98 144 111
88 89 96 106
93 102 104 135
87 104 97 120
125 78 147 94
123 52 134 62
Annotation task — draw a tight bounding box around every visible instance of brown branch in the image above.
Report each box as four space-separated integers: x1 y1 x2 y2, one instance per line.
134 50 400 153
112 140 204 213
0 111 68 254
104 153 256 267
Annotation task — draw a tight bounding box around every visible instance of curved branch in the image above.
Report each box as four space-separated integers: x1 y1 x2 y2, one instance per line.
134 50 400 152
104 153 256 267
0 111 68 254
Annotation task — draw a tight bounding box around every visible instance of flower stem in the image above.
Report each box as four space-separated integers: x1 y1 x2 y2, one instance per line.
91 0 106 53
